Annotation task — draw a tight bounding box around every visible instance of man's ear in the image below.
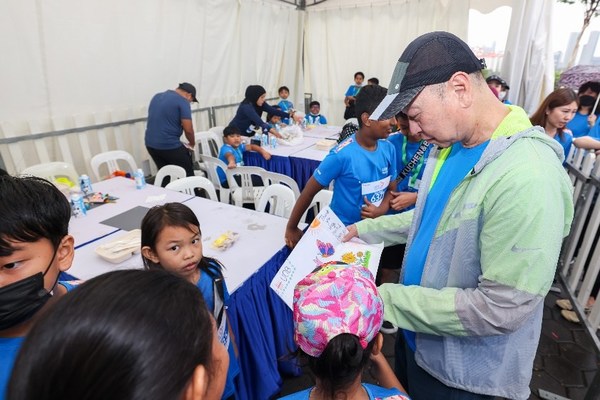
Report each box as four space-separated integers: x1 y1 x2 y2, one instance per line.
182 365 207 400
141 246 159 264
56 235 75 272
371 332 384 356
448 71 473 108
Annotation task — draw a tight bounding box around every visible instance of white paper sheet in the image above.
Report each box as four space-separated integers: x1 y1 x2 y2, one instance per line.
271 206 383 309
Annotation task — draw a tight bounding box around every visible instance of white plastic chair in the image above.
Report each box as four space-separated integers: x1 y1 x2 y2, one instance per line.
256 184 296 218
209 125 226 139
226 166 269 208
198 154 231 203
190 131 223 176
154 165 187 187
302 189 333 223
90 150 138 181
195 131 222 158
264 171 301 199
165 176 218 201
20 161 79 185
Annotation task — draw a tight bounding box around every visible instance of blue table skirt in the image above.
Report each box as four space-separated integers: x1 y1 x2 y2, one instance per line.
289 157 320 192
244 152 293 181
244 151 320 192
228 246 300 400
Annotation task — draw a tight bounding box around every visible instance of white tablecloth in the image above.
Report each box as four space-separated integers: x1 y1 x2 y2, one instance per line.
69 177 193 248
68 180 293 293
301 125 340 139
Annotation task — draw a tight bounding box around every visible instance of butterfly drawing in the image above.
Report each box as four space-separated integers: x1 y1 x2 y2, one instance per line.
316 239 335 258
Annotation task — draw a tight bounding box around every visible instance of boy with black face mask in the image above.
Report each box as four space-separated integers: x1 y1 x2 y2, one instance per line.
567 80 600 137
0 176 76 400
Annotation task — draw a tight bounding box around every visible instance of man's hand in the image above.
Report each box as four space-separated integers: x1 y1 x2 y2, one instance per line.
342 224 358 242
589 114 597 128
227 162 236 169
183 142 195 152
390 191 418 211
285 226 303 248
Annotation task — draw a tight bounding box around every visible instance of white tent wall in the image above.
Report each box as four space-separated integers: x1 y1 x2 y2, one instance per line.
303 0 471 126
501 0 555 114
0 0 302 177
0 0 552 177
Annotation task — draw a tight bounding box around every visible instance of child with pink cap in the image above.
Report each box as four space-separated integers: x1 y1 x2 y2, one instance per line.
280 262 411 400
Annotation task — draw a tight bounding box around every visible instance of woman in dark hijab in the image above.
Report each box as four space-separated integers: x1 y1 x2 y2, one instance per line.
228 85 296 138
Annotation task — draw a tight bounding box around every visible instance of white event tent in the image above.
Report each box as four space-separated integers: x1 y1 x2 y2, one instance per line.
0 0 553 177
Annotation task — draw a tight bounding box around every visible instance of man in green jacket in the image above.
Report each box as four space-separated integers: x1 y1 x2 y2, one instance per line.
344 32 574 400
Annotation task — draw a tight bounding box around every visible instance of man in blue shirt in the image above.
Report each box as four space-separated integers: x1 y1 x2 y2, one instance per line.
145 82 198 177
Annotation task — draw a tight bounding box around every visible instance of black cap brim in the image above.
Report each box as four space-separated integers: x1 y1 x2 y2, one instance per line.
369 86 424 121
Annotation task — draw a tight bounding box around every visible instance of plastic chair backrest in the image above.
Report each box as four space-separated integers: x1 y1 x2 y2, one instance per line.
20 162 79 185
226 166 269 207
195 131 222 158
264 171 300 199
165 176 218 201
209 126 226 139
303 189 333 223
154 165 187 187
90 150 138 181
197 154 230 203
256 184 296 218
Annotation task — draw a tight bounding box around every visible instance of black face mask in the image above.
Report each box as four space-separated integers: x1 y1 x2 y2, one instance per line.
0 249 58 331
580 95 597 108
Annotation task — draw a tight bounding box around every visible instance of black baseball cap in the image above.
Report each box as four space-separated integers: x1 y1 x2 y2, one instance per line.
178 82 198 102
486 75 510 90
370 31 486 121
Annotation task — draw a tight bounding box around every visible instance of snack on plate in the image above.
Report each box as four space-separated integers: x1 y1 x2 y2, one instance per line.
315 139 337 151
211 231 239 251
95 229 141 264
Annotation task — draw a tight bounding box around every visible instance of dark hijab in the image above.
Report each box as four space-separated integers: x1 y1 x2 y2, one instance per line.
243 85 267 114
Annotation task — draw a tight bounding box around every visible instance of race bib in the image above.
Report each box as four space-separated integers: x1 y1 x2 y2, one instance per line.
361 176 391 206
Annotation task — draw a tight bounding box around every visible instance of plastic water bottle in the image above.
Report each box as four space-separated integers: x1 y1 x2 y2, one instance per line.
134 168 146 189
70 193 87 218
261 133 268 147
79 174 93 196
270 135 278 149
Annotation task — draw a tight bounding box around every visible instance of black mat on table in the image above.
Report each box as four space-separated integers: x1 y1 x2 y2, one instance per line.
100 206 150 231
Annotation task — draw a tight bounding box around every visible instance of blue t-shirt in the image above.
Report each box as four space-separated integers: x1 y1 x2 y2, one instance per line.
553 131 574 162
567 112 592 138
345 85 362 97
145 90 192 150
0 337 24 400
586 118 600 140
196 261 239 399
278 99 294 124
402 140 488 351
0 281 78 400
279 383 410 399
313 134 397 225
218 143 246 183
304 114 327 125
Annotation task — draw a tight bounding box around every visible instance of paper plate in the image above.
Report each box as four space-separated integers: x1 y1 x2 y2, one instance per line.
95 229 141 264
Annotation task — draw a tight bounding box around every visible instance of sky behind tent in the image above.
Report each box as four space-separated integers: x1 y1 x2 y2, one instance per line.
468 0 600 65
